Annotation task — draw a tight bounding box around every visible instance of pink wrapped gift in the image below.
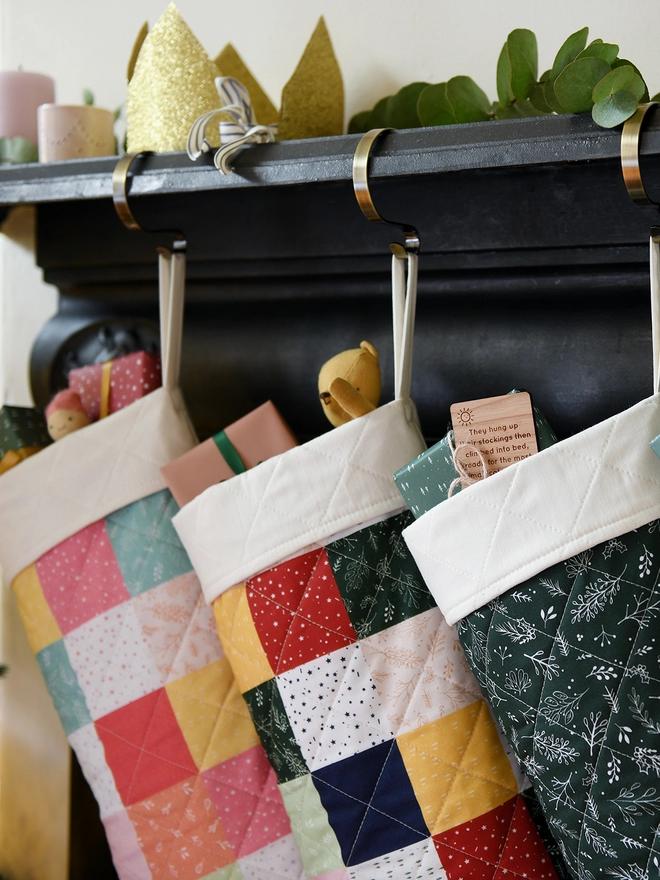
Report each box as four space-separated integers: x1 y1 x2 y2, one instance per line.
162 400 297 508
68 351 161 421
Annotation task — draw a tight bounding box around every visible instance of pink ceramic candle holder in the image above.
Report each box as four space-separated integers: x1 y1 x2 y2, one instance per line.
37 104 115 162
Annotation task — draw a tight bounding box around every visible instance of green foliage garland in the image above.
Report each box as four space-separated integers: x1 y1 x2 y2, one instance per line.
349 27 656 134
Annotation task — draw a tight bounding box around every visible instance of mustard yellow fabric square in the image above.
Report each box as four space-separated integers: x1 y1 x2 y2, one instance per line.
166 656 260 771
12 565 62 654
213 585 274 692
398 699 518 835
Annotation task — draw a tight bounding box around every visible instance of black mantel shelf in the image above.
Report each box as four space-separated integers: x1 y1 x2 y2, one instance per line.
14 111 660 454
0 114 659 205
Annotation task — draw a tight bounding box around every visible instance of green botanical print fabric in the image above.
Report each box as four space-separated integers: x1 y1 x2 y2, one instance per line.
326 511 436 640
243 677 308 784
457 519 660 879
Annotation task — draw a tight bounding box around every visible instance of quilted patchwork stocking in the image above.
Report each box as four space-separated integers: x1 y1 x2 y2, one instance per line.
174 250 566 879
0 250 316 880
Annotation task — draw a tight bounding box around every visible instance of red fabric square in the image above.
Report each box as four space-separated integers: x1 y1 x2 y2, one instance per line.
108 351 161 413
36 520 130 634
434 795 558 880
247 548 357 674
95 688 198 805
128 774 235 878
203 743 292 857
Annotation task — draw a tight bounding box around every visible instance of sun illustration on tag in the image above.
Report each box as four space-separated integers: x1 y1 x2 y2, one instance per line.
456 407 474 425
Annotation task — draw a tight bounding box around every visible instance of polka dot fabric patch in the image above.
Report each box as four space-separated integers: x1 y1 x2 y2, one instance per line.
13 488 319 880
216 513 562 879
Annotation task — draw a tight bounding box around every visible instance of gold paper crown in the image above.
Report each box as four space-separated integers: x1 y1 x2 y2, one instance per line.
127 4 221 153
126 8 344 152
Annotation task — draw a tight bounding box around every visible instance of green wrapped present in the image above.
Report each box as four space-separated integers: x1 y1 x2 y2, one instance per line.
0 405 51 475
394 390 557 518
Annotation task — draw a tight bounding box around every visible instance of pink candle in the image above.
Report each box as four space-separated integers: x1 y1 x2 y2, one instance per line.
0 71 55 143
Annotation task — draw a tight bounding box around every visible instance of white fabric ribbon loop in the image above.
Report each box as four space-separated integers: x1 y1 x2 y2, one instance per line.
392 248 418 401
187 76 277 175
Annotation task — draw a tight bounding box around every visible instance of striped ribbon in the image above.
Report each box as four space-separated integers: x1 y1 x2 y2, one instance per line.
187 76 277 175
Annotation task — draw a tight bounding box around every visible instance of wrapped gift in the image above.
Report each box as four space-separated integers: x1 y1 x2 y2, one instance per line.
162 400 297 507
394 390 557 518
68 351 161 421
0 404 51 475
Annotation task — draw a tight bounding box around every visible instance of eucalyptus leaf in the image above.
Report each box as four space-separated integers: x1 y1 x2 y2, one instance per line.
592 90 639 127
385 82 428 129
554 56 611 112
507 28 538 101
446 76 492 122
613 59 650 102
82 88 94 106
576 40 619 65
494 99 548 119
592 65 645 103
550 26 589 80
0 136 38 165
529 81 553 113
347 110 374 134
496 42 514 105
417 83 455 126
543 77 564 113
539 69 551 84
652 92 660 102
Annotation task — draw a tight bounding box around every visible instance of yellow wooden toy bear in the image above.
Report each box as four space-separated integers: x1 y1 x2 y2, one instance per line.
318 340 381 428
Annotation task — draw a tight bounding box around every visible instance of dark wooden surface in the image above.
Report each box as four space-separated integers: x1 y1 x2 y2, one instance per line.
1 113 659 877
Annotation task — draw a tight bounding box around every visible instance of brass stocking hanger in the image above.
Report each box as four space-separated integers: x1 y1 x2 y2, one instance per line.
621 102 659 209
352 128 420 256
112 151 187 249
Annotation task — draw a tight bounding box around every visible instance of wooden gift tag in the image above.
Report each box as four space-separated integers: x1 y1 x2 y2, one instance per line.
450 391 538 479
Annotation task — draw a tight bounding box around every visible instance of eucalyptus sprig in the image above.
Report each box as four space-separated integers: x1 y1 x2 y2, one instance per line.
349 27 654 133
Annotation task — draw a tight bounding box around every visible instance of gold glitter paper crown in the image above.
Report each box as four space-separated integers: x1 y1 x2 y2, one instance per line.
126 8 344 152
126 4 221 153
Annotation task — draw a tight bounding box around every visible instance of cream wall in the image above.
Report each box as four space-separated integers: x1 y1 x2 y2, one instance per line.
0 2 659 879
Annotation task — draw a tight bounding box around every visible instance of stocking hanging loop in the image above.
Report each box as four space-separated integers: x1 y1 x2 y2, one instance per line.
353 130 419 400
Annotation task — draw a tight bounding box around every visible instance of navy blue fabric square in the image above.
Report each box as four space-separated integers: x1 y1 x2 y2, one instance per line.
312 739 429 865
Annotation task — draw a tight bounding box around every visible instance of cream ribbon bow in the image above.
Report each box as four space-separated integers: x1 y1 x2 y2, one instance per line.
187 76 278 174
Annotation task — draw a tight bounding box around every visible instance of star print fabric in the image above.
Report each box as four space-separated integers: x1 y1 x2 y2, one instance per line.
212 511 562 879
12 488 321 880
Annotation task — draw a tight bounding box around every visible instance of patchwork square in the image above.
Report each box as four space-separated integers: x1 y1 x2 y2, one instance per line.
246 548 357 675
203 743 291 858
66 601 162 719
326 512 436 640
433 794 558 879
243 678 308 784
127 774 235 879
36 519 130 633
134 571 224 684
347 838 445 880
166 657 260 771
102 809 151 880
397 701 518 835
237 833 305 880
69 723 123 818
95 687 198 805
361 607 483 736
312 739 429 866
12 563 62 653
36 639 91 735
106 489 192 596
277 643 394 770
279 774 345 877
213 584 274 693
